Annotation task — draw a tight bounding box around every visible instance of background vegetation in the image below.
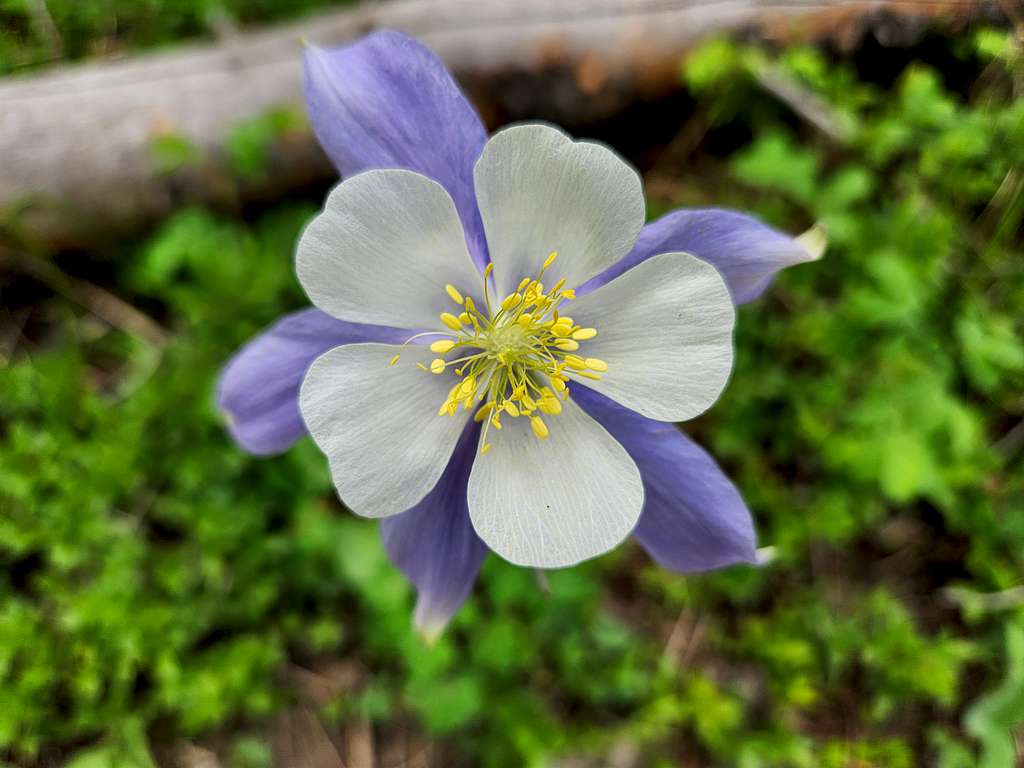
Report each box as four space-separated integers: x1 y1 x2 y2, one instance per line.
0 0 353 71
1 3 1022 766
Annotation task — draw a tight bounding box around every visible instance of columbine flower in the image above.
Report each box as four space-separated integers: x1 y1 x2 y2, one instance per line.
219 30 823 638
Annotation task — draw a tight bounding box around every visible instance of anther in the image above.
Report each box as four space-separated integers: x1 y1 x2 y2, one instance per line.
445 284 464 304
429 359 446 374
500 293 522 311
440 312 463 330
475 402 494 422
430 340 456 354
538 396 562 415
530 416 549 440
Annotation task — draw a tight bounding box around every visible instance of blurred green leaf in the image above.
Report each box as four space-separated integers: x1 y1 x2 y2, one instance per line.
966 621 1024 768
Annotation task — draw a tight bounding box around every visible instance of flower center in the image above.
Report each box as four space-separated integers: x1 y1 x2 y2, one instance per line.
390 251 607 455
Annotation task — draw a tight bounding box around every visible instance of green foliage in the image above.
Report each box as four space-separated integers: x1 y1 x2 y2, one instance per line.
150 134 201 174
226 108 308 181
0 0 355 73
2 23 1023 768
679 30 1024 765
964 620 1024 768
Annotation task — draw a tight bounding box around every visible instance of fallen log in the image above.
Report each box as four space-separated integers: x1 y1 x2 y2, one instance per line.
0 0 1003 249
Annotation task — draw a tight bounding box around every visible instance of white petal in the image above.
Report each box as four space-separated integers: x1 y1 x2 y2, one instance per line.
467 398 643 568
568 252 735 421
296 170 482 330
473 123 645 298
300 343 470 518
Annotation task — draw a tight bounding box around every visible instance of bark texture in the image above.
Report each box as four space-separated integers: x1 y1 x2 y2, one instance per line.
0 0 1001 247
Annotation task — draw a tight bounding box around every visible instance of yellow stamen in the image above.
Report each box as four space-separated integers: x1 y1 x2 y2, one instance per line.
500 293 522 311
405 248 606 452
440 312 462 331
538 396 562 415
445 284 464 304
389 354 401 366
430 340 456 354
563 355 587 370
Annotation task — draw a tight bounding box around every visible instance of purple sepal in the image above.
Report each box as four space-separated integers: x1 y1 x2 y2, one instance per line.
580 208 817 304
380 421 487 639
217 308 407 455
304 31 490 270
573 385 757 572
